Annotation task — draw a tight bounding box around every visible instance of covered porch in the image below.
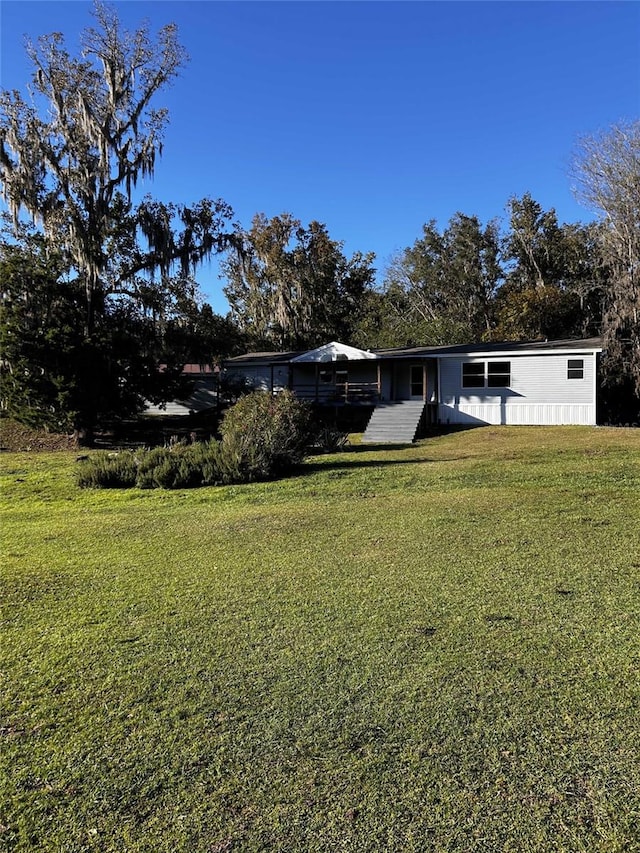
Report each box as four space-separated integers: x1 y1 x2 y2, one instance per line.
288 348 440 427
223 341 441 427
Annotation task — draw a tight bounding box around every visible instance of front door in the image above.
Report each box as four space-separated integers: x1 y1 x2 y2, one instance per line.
410 364 424 400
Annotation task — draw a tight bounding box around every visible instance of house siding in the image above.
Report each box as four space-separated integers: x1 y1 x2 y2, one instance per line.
438 353 598 425
224 340 602 427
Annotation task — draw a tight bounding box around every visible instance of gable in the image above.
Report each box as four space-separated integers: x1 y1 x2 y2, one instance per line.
291 341 378 363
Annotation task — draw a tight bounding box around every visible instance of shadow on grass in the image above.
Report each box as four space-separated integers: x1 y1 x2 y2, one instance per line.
300 426 482 475
344 442 416 453
300 451 473 477
299 456 420 476
321 425 481 456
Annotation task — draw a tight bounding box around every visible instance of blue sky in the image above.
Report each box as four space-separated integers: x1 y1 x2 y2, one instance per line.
1 1 639 312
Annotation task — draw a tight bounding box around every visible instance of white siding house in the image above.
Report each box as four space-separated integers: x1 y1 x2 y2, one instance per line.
223 338 604 434
438 346 600 425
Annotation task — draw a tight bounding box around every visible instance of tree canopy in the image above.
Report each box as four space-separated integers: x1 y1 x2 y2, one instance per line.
222 213 375 351
572 120 640 396
0 3 236 437
0 2 188 331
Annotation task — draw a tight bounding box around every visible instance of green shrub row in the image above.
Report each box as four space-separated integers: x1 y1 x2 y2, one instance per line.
76 443 221 489
77 391 345 489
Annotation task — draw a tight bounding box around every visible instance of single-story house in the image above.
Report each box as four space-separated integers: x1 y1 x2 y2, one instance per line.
223 338 604 443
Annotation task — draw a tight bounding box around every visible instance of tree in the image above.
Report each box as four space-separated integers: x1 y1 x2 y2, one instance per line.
572 121 640 401
0 3 234 437
492 194 601 341
503 193 565 291
372 213 502 347
1 2 186 335
186 303 248 364
0 225 81 431
222 213 375 350
0 219 234 433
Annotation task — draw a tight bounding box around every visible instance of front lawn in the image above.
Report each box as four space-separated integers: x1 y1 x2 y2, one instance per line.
1 427 639 852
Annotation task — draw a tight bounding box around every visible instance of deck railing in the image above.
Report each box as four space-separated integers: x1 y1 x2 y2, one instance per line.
290 382 380 404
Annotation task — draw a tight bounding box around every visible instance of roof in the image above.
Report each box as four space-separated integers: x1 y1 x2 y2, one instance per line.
144 377 219 416
158 363 218 374
224 350 303 366
374 337 604 358
224 337 604 366
291 341 378 362
181 363 218 374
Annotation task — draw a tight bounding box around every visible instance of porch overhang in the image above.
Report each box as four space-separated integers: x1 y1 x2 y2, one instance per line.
291 341 378 363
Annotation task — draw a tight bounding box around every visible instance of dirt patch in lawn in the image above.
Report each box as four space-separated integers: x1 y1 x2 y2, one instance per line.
0 419 78 452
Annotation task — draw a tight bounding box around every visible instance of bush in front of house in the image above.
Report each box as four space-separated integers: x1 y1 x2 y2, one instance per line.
217 390 312 483
76 450 139 489
148 441 226 489
77 442 223 490
76 391 312 489
134 446 173 489
309 426 350 454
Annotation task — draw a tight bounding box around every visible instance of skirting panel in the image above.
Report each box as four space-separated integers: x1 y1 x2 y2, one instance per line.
438 403 596 426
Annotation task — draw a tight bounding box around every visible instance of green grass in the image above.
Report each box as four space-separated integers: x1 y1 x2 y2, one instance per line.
1 426 639 852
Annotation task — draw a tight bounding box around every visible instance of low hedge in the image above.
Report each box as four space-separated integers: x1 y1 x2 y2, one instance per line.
77 391 317 489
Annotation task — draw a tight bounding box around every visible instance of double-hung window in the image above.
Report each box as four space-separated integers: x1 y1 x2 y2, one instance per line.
462 361 511 388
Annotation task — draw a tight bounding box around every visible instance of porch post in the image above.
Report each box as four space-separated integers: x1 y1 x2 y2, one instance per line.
377 362 381 399
315 363 319 403
423 363 427 401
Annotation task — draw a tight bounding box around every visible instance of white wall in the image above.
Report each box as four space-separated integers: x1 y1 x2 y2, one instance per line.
438 353 598 425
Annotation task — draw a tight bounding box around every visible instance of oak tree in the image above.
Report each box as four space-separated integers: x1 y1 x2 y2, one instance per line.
0 3 234 436
375 213 502 347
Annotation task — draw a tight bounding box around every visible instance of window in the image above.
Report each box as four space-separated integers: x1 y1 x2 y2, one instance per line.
410 365 424 397
568 358 584 380
462 363 485 388
320 367 348 385
487 362 511 387
462 361 511 388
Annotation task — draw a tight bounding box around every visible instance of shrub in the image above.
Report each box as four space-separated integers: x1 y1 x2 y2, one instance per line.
309 426 350 454
148 452 189 489
152 443 221 489
76 451 138 489
218 390 311 483
77 392 311 489
132 442 224 489
134 446 173 489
